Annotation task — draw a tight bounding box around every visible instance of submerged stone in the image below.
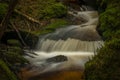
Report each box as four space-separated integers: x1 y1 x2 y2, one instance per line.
46 55 68 63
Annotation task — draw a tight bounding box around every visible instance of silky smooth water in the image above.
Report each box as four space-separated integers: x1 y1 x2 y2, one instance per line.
25 10 104 74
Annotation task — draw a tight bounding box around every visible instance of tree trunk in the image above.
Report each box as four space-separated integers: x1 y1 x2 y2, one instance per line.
0 0 19 40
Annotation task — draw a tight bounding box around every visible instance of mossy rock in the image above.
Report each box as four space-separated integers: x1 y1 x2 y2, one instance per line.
98 1 120 40
85 39 120 80
85 1 120 80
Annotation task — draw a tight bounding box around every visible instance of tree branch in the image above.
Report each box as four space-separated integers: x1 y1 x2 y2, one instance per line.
10 21 27 47
14 9 41 25
0 0 19 40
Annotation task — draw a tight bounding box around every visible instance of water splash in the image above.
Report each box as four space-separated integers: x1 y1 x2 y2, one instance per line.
24 51 94 74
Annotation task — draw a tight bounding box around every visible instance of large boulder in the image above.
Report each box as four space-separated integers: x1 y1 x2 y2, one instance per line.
46 55 68 63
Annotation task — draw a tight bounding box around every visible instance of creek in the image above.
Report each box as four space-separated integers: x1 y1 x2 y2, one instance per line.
23 6 104 79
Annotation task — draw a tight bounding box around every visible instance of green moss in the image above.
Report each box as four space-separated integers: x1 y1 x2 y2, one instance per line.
31 19 68 35
0 59 17 80
32 30 53 35
85 39 120 80
85 1 120 80
17 0 67 19
99 4 120 40
40 3 67 19
45 19 68 30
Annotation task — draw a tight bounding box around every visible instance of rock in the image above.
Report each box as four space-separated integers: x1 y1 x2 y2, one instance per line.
46 55 68 63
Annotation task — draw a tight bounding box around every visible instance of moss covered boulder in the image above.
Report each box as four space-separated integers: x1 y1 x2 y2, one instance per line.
98 0 120 40
85 0 120 80
85 39 120 80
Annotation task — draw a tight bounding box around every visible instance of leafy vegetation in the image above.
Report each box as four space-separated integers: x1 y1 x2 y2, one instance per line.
12 0 68 41
99 7 120 40
1 0 120 80
17 0 67 20
0 39 28 80
85 39 120 80
85 0 120 80
0 59 17 80
0 0 68 80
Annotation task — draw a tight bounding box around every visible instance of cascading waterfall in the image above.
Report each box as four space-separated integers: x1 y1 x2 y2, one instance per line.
25 7 104 74
39 38 103 52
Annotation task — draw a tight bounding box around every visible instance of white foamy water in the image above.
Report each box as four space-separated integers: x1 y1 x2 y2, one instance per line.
24 51 94 74
39 38 103 52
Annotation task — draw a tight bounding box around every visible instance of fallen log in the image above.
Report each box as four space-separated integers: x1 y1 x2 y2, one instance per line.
14 9 41 25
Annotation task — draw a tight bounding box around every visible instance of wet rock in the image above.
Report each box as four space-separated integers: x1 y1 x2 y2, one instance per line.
46 55 68 63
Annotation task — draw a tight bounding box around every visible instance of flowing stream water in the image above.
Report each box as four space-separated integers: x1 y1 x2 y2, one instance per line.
24 8 104 75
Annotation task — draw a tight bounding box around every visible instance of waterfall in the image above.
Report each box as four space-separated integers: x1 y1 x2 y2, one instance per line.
38 38 103 52
36 11 102 51
25 10 104 74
